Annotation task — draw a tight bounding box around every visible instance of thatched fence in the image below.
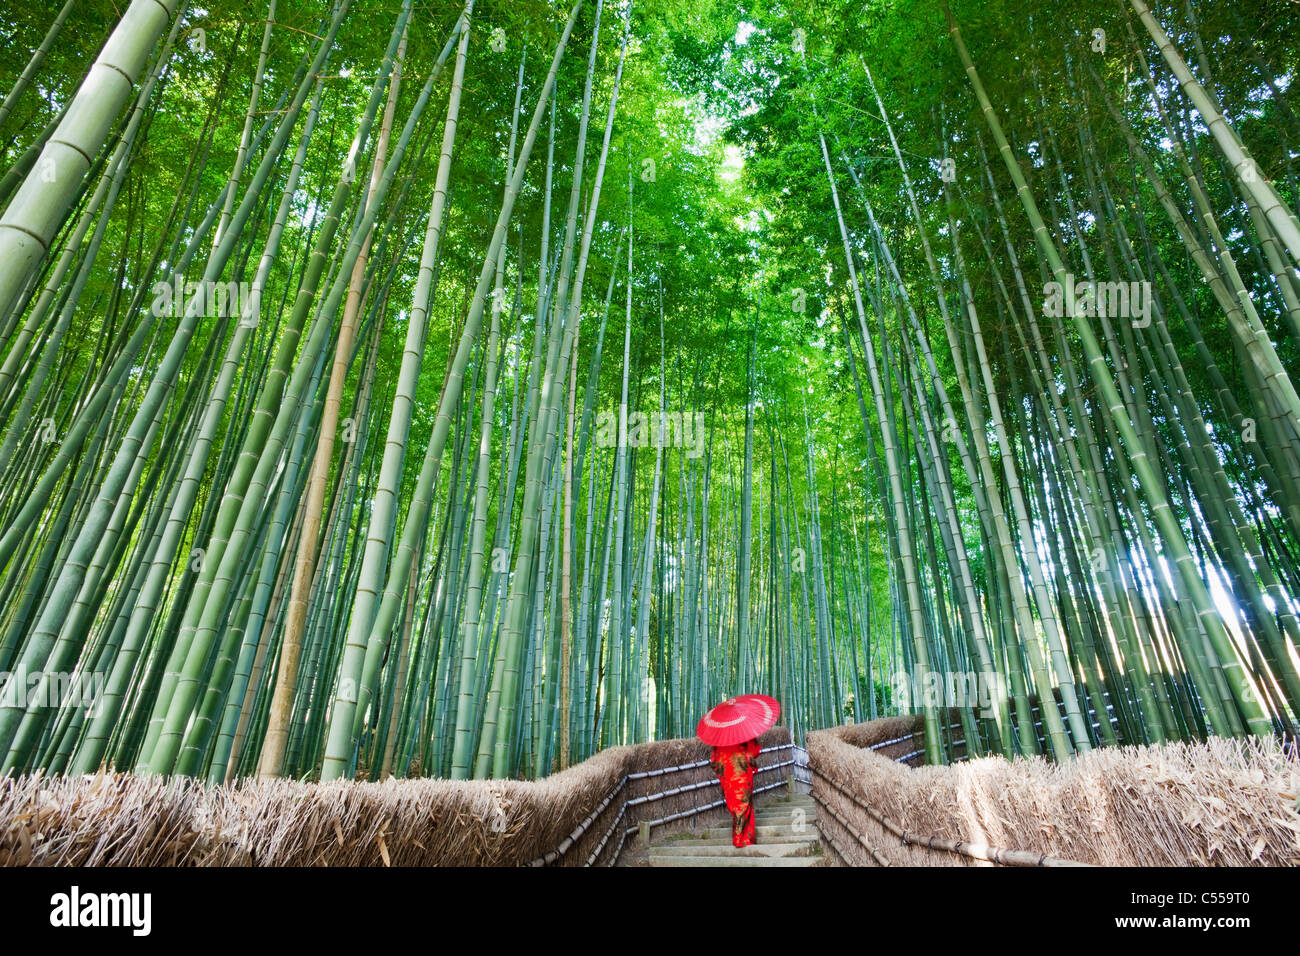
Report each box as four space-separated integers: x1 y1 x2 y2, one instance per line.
808 715 1300 867
10 712 1291 868
0 727 794 866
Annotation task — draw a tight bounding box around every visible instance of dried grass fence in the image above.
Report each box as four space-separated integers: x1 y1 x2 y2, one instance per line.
809 715 1300 867
0 727 794 867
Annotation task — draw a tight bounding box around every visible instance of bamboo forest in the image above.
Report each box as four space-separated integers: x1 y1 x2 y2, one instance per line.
0 0 1297 878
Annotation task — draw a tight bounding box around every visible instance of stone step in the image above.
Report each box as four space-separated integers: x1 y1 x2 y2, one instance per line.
650 842 816 858
679 824 819 842
637 791 824 867
649 854 821 867
670 834 818 848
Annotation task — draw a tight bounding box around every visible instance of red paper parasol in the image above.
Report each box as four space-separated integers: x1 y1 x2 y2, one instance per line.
696 694 781 746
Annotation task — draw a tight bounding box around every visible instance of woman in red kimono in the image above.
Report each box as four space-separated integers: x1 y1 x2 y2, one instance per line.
709 737 761 847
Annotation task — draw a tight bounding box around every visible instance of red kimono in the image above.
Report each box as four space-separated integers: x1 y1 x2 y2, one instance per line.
710 739 761 847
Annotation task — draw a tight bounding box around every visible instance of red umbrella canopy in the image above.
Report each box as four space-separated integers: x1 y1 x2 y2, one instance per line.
697 694 781 746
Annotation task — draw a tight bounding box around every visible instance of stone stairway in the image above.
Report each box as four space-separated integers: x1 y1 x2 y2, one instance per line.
646 791 825 867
